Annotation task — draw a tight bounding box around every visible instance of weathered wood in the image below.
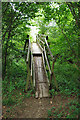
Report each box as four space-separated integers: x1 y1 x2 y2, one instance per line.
26 36 33 91
33 60 35 87
44 38 53 60
42 52 50 86
26 46 30 62
44 46 51 74
26 55 33 91
26 34 59 97
50 61 58 90
25 62 30 91
38 38 45 45
36 34 59 91
37 41 44 52
24 35 29 51
33 56 49 98
36 83 49 98
31 42 42 54
29 39 31 51
31 51 33 76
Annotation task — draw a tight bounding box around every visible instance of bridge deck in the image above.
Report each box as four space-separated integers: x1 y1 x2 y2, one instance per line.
31 42 49 98
31 43 42 55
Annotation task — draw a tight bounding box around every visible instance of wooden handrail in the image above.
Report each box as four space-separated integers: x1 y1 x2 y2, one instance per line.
44 46 51 74
26 38 31 63
38 39 45 45
37 40 44 51
36 34 58 88
44 38 53 60
33 59 35 87
42 52 50 85
37 34 54 60
38 34 46 37
26 47 30 62
31 51 33 76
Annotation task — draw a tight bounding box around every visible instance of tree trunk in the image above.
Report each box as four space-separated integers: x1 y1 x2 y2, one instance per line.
3 31 10 79
66 2 80 28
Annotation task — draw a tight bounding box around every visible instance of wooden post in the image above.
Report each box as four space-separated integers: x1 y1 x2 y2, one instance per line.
50 61 58 91
33 59 35 87
31 52 33 87
25 61 30 91
23 35 29 52
46 35 58 90
25 35 33 91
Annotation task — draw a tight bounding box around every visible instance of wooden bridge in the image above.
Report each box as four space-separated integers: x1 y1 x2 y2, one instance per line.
25 34 58 98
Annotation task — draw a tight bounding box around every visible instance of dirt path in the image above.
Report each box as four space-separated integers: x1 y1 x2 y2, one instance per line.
2 95 77 118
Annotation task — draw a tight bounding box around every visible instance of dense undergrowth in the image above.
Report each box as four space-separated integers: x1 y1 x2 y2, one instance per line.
48 62 79 118
2 58 33 106
50 62 79 96
47 99 79 118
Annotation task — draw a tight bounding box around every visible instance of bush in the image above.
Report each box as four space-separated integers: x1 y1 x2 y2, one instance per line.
51 62 79 96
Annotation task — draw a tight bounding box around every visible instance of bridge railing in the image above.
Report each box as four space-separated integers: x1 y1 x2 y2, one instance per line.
36 34 58 90
25 34 58 91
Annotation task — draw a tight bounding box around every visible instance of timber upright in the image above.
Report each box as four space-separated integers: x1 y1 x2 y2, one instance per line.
26 34 58 98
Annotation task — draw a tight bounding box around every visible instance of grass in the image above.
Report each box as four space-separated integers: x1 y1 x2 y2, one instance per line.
2 58 34 107
47 98 79 118
50 62 79 96
48 62 79 118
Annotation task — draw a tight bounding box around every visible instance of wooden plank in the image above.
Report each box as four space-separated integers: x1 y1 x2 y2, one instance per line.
31 43 42 54
33 56 49 98
36 83 49 98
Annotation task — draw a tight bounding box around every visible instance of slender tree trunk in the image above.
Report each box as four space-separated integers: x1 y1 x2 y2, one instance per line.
2 3 9 14
66 2 80 28
3 31 10 79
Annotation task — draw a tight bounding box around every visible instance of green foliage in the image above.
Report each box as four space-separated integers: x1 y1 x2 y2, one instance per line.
48 99 79 118
2 2 41 106
2 59 27 106
48 110 52 117
2 2 80 116
49 89 58 97
50 62 79 96
25 90 34 98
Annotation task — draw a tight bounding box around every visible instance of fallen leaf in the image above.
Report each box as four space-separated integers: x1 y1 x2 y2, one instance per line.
50 101 52 104
3 106 5 109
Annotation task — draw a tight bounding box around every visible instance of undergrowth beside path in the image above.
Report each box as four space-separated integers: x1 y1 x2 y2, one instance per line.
2 94 79 119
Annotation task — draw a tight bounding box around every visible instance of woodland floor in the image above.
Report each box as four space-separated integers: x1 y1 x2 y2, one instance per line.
2 95 78 118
